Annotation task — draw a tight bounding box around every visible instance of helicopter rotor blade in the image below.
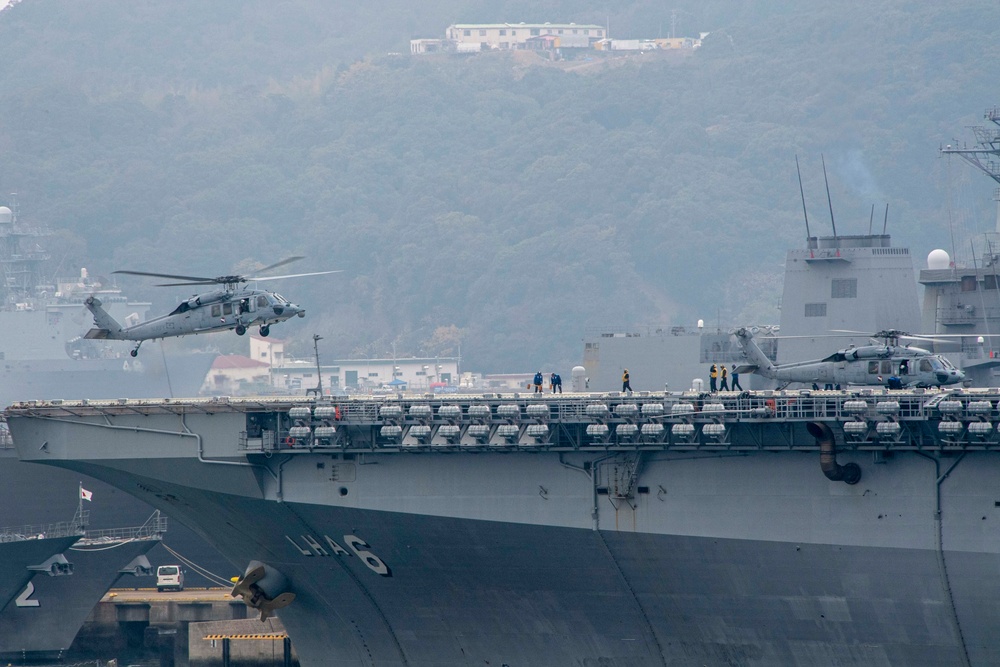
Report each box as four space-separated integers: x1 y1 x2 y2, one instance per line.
253 256 305 275
113 269 217 283
249 270 342 282
153 280 226 287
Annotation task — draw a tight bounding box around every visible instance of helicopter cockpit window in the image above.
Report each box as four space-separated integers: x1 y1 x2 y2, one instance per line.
211 304 221 317
257 295 268 308
868 362 879 374
274 293 289 304
919 359 933 372
939 356 956 369
223 303 233 316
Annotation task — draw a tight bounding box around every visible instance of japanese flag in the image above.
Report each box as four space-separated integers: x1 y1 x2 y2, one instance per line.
80 487 93 502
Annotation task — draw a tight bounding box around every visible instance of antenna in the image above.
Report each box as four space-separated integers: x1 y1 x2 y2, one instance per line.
882 203 889 235
868 204 874 235
795 155 811 240
821 154 838 238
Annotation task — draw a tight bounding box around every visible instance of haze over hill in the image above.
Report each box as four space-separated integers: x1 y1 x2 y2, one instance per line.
0 0 998 372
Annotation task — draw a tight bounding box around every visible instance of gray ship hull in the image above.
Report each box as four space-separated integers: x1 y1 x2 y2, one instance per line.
0 537 159 661
9 399 1000 666
0 536 80 612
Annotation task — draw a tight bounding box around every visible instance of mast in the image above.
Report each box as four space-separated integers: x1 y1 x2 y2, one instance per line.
795 155 812 240
821 154 838 238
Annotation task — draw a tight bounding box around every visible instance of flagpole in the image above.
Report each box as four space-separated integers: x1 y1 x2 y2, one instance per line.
77 481 83 530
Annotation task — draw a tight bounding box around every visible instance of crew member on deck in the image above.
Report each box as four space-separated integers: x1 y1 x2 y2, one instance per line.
533 371 544 393
550 372 562 393
622 369 632 394
719 364 729 391
709 364 718 392
731 364 743 390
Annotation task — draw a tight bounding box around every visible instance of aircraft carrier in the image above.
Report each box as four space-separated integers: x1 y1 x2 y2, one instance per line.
0 514 165 662
8 389 1000 666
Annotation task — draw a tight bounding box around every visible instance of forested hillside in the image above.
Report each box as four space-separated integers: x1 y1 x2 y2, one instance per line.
0 0 997 371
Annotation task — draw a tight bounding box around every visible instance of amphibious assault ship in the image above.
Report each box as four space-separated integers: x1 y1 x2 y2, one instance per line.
8 389 1000 666
0 513 165 662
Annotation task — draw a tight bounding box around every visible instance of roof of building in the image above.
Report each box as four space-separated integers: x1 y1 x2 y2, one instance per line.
211 355 271 370
449 23 603 30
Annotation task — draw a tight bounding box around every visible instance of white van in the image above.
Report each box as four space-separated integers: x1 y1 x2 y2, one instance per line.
156 565 184 592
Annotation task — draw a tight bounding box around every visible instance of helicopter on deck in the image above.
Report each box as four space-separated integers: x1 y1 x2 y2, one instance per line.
732 327 967 389
84 257 338 356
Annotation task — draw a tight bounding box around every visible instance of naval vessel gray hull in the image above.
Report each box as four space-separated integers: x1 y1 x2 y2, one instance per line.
0 536 80 612
0 536 159 662
8 393 1000 666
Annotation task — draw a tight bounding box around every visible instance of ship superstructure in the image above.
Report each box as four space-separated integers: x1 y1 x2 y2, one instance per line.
583 229 920 391
9 391 1000 666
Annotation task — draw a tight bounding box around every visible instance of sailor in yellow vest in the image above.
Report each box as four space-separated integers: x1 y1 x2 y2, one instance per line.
622 369 632 394
709 364 718 392
719 364 729 391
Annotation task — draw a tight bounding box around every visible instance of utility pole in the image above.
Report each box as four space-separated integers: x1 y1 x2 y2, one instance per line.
312 334 323 397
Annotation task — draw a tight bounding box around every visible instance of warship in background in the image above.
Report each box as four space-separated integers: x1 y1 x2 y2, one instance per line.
0 519 80 612
0 196 216 405
0 512 165 662
921 107 1000 387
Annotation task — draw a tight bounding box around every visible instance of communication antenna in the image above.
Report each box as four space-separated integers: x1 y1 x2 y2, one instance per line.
821 154 838 238
882 203 889 235
795 155 811 240
868 204 874 235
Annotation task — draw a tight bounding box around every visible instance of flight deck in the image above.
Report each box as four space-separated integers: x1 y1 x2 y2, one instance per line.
11 388 1000 454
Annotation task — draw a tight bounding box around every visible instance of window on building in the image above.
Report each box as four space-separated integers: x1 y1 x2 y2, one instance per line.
479 29 486 36
463 29 471 36
985 275 999 290
511 30 517 36
961 275 978 292
831 278 857 298
573 29 578 34
530 28 540 35
499 29 506 36
558 29 564 34
597 30 603 37
805 303 827 317
584 29 590 35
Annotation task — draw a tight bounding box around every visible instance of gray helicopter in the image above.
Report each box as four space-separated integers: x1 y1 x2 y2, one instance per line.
84 257 338 356
732 327 967 389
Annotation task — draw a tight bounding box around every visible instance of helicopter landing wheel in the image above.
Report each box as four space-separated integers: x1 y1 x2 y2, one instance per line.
236 325 247 336
130 349 138 357
260 325 270 337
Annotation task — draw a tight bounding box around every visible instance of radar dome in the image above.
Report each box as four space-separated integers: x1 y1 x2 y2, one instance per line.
0 206 11 224
927 249 950 270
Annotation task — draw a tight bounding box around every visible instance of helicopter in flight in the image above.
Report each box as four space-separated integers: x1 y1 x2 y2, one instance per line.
84 257 338 356
732 327 967 389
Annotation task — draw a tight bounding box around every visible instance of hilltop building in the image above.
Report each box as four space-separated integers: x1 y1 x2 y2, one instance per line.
411 22 701 55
